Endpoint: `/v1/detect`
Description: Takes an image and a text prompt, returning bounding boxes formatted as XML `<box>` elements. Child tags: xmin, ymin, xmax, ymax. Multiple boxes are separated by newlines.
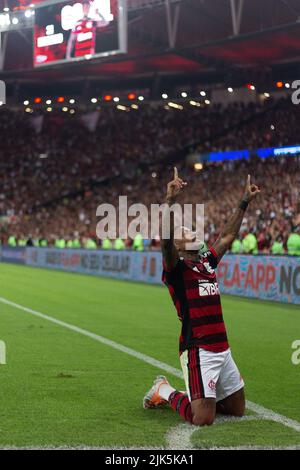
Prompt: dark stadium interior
<box><xmin>2</xmin><ymin>0</ymin><xmax>300</xmax><ymax>90</ymax></box>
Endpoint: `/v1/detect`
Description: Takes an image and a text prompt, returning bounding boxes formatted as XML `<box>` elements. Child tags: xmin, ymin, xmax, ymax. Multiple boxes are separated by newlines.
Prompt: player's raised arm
<box><xmin>213</xmin><ymin>175</ymin><xmax>260</xmax><ymax>262</ymax></box>
<box><xmin>161</xmin><ymin>167</ymin><xmax>187</xmax><ymax>270</ymax></box>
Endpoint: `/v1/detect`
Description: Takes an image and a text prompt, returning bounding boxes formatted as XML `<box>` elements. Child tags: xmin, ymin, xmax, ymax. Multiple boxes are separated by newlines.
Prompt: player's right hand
<box><xmin>243</xmin><ymin>174</ymin><xmax>260</xmax><ymax>202</ymax></box>
<box><xmin>166</xmin><ymin>167</ymin><xmax>187</xmax><ymax>201</ymax></box>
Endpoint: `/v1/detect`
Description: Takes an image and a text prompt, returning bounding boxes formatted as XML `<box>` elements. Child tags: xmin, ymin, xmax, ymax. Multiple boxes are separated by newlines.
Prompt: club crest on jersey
<box><xmin>198</xmin><ymin>280</ymin><xmax>220</xmax><ymax>296</ymax></box>
<box><xmin>208</xmin><ymin>380</ymin><xmax>216</xmax><ymax>391</ymax></box>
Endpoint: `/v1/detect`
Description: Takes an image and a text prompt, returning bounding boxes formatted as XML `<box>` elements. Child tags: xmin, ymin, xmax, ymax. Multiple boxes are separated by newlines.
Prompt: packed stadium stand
<box><xmin>1</xmin><ymin>96</ymin><xmax>300</xmax><ymax>254</ymax></box>
<box><xmin>0</xmin><ymin>0</ymin><xmax>300</xmax><ymax>255</ymax></box>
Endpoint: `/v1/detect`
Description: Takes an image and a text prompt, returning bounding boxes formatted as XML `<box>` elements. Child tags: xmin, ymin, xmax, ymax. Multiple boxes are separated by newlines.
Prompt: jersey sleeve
<box><xmin>202</xmin><ymin>246</ymin><xmax>219</xmax><ymax>269</ymax></box>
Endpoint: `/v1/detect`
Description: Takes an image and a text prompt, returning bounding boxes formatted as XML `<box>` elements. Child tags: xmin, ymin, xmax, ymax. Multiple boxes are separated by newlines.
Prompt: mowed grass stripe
<box><xmin>0</xmin><ymin>302</ymin><xmax>182</xmax><ymax>447</ymax></box>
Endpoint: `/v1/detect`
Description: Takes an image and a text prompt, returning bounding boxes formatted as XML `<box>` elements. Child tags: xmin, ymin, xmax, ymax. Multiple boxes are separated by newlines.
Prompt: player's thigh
<box><xmin>180</xmin><ymin>347</ymin><xmax>223</xmax><ymax>401</ymax></box>
<box><xmin>191</xmin><ymin>398</ymin><xmax>216</xmax><ymax>426</ymax></box>
<box><xmin>216</xmin><ymin>349</ymin><xmax>245</xmax><ymax>410</ymax></box>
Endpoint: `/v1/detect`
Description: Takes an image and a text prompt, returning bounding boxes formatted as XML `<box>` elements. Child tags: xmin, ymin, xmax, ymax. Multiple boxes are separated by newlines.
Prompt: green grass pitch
<box><xmin>0</xmin><ymin>262</ymin><xmax>299</xmax><ymax>448</ymax></box>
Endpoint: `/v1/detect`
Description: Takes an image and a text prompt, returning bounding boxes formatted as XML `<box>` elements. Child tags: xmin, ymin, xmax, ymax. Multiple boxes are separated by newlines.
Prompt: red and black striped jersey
<box><xmin>162</xmin><ymin>247</ymin><xmax>229</xmax><ymax>355</ymax></box>
<box><xmin>72</xmin><ymin>19</ymin><xmax>96</xmax><ymax>57</ymax></box>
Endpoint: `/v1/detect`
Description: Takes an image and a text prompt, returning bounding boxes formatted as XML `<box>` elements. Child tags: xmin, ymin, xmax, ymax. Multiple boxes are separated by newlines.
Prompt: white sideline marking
<box><xmin>245</xmin><ymin>401</ymin><xmax>300</xmax><ymax>432</ymax></box>
<box><xmin>166</xmin><ymin>416</ymin><xmax>261</xmax><ymax>450</ymax></box>
<box><xmin>0</xmin><ymin>297</ymin><xmax>182</xmax><ymax>379</ymax></box>
<box><xmin>1</xmin><ymin>295</ymin><xmax>300</xmax><ymax>436</ymax></box>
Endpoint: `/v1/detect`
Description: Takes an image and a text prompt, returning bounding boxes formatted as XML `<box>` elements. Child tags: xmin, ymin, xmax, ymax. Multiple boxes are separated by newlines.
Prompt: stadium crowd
<box><xmin>1</xmin><ymin>96</ymin><xmax>300</xmax><ymax>255</ymax></box>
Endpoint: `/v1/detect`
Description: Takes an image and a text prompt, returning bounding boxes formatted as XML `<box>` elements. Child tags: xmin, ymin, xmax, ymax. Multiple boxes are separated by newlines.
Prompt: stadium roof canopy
<box><xmin>1</xmin><ymin>0</ymin><xmax>300</xmax><ymax>86</ymax></box>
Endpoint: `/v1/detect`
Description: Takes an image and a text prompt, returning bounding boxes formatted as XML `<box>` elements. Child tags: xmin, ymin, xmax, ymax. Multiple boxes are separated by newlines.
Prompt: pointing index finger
<box><xmin>174</xmin><ymin>167</ymin><xmax>178</xmax><ymax>180</ymax></box>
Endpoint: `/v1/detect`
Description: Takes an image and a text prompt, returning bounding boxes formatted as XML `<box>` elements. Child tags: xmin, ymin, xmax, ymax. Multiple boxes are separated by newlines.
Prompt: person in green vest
<box><xmin>133</xmin><ymin>234</ymin><xmax>144</xmax><ymax>251</ymax></box>
<box><xmin>72</xmin><ymin>238</ymin><xmax>81</xmax><ymax>249</ymax></box>
<box><xmin>271</xmin><ymin>236</ymin><xmax>284</xmax><ymax>255</ymax></box>
<box><xmin>66</xmin><ymin>239</ymin><xmax>73</xmax><ymax>249</ymax></box>
<box><xmin>114</xmin><ymin>238</ymin><xmax>125</xmax><ymax>250</ymax></box>
<box><xmin>102</xmin><ymin>238</ymin><xmax>112</xmax><ymax>250</ymax></box>
<box><xmin>287</xmin><ymin>230</ymin><xmax>300</xmax><ymax>256</ymax></box>
<box><xmin>242</xmin><ymin>231</ymin><xmax>258</xmax><ymax>254</ymax></box>
<box><xmin>8</xmin><ymin>235</ymin><xmax>17</xmax><ymax>247</ymax></box>
<box><xmin>18</xmin><ymin>238</ymin><xmax>27</xmax><ymax>247</ymax></box>
<box><xmin>33</xmin><ymin>238</ymin><xmax>40</xmax><ymax>247</ymax></box>
<box><xmin>85</xmin><ymin>238</ymin><xmax>97</xmax><ymax>249</ymax></box>
<box><xmin>40</xmin><ymin>238</ymin><xmax>48</xmax><ymax>248</ymax></box>
<box><xmin>231</xmin><ymin>238</ymin><xmax>243</xmax><ymax>254</ymax></box>
<box><xmin>55</xmin><ymin>238</ymin><xmax>66</xmax><ymax>249</ymax></box>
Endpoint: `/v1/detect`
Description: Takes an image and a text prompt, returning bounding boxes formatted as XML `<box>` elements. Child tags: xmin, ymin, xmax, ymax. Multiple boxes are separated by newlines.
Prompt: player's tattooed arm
<box><xmin>161</xmin><ymin>167</ymin><xmax>187</xmax><ymax>270</ymax></box>
<box><xmin>213</xmin><ymin>175</ymin><xmax>260</xmax><ymax>262</ymax></box>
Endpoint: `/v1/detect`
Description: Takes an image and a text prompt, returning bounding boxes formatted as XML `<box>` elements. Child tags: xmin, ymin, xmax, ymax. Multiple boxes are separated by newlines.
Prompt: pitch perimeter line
<box><xmin>166</xmin><ymin>416</ymin><xmax>261</xmax><ymax>450</ymax></box>
<box><xmin>1</xmin><ymin>296</ymin><xmax>300</xmax><ymax>433</ymax></box>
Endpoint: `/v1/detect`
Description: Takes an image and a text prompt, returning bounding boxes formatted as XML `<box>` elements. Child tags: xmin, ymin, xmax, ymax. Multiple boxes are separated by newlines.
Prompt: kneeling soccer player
<box><xmin>143</xmin><ymin>168</ymin><xmax>260</xmax><ymax>426</ymax></box>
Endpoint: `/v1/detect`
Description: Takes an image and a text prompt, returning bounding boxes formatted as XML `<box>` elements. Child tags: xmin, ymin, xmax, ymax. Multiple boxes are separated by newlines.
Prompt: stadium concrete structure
<box><xmin>0</xmin><ymin>0</ymin><xmax>300</xmax><ymax>100</ymax></box>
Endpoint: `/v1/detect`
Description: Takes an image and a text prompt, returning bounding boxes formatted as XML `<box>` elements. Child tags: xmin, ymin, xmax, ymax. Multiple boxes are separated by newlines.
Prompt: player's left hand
<box><xmin>243</xmin><ymin>175</ymin><xmax>260</xmax><ymax>202</ymax></box>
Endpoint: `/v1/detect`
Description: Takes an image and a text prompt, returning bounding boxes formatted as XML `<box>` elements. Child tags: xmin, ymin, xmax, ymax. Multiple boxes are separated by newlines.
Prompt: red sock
<box><xmin>169</xmin><ymin>391</ymin><xmax>193</xmax><ymax>424</ymax></box>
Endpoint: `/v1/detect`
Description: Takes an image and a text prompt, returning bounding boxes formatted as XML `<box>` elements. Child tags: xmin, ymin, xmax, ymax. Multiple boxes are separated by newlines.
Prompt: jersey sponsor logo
<box><xmin>198</xmin><ymin>280</ymin><xmax>220</xmax><ymax>296</ymax></box>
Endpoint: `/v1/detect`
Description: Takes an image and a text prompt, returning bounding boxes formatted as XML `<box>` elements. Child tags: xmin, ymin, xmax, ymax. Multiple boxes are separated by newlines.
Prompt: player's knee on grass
<box><xmin>233</xmin><ymin>406</ymin><xmax>245</xmax><ymax>417</ymax></box>
<box><xmin>191</xmin><ymin>398</ymin><xmax>216</xmax><ymax>426</ymax></box>
<box><xmin>230</xmin><ymin>388</ymin><xmax>245</xmax><ymax>417</ymax></box>
<box><xmin>192</xmin><ymin>412</ymin><xmax>215</xmax><ymax>426</ymax></box>
<box><xmin>233</xmin><ymin>398</ymin><xmax>246</xmax><ymax>417</ymax></box>
<box><xmin>222</xmin><ymin>402</ymin><xmax>245</xmax><ymax>417</ymax></box>
<box><xmin>217</xmin><ymin>388</ymin><xmax>245</xmax><ymax>417</ymax></box>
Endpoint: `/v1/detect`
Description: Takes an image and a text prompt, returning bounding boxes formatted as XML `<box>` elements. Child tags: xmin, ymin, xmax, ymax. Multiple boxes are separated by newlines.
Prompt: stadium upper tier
<box><xmin>0</xmin><ymin>97</ymin><xmax>299</xmax><ymax>254</ymax></box>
